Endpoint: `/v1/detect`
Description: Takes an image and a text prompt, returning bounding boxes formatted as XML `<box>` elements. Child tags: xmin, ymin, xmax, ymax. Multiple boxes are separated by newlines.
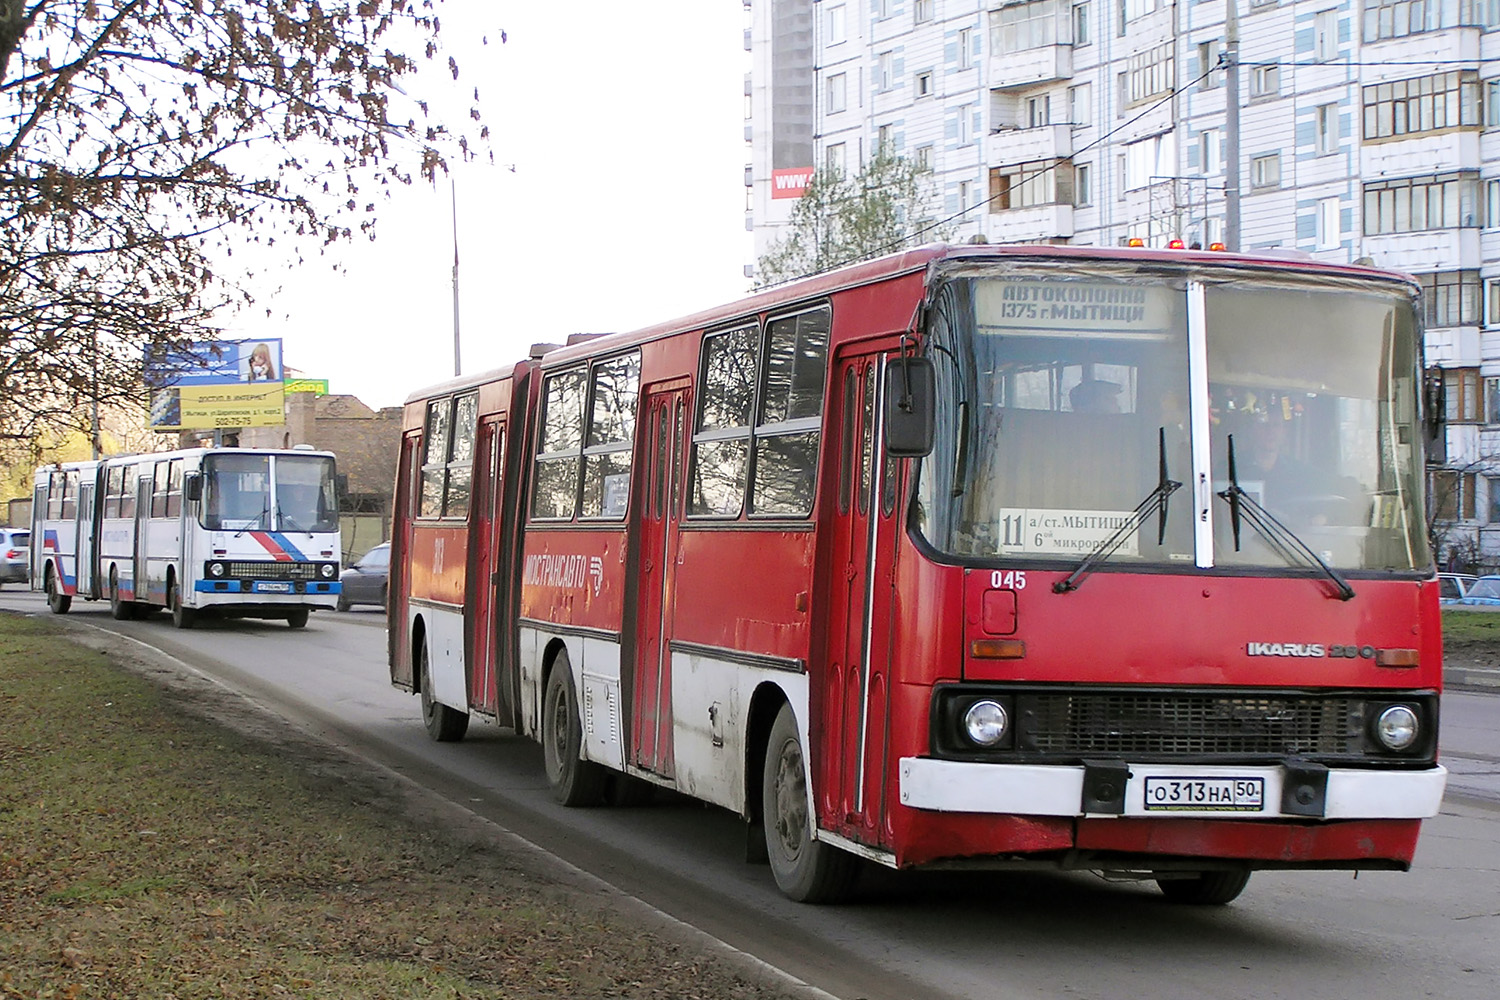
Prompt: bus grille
<box><xmin>224</xmin><ymin>561</ymin><xmax>318</xmax><ymax>581</ymax></box>
<box><xmin>1017</xmin><ymin>692</ymin><xmax>1365</xmax><ymax>757</ymax></box>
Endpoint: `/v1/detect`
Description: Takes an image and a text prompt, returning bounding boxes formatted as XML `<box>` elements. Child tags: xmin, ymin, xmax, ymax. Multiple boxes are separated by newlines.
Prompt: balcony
<box><xmin>1361</xmin><ymin>131</ymin><xmax>1481</xmax><ymax>181</ymax></box>
<box><xmin>1361</xmin><ymin>229</ymin><xmax>1481</xmax><ymax>273</ymax></box>
<box><xmin>989</xmin><ymin>44</ymin><xmax>1072</xmax><ymax>90</ymax></box>
<box><xmin>987</xmin><ymin>124</ymin><xmax>1073</xmax><ymax>167</ymax></box>
<box><xmin>981</xmin><ymin>203</ymin><xmax>1075</xmax><ymax>244</ymax></box>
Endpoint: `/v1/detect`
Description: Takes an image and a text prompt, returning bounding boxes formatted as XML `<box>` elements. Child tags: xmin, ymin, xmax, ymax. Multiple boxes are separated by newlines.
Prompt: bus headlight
<box><xmin>320</xmin><ymin>563</ymin><xmax>336</xmax><ymax>579</ymax></box>
<box><xmin>1374</xmin><ymin>705</ymin><xmax>1419</xmax><ymax>751</ymax></box>
<box><xmin>963</xmin><ymin>700</ymin><xmax>1010</xmax><ymax>748</ymax></box>
<box><xmin>208</xmin><ymin>561</ymin><xmax>225</xmax><ymax>578</ymax></box>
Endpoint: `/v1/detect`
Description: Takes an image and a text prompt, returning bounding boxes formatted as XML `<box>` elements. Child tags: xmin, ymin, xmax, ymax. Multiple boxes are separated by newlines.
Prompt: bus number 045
<box><xmin>991</xmin><ymin>570</ymin><xmax>1027</xmax><ymax>590</ymax></box>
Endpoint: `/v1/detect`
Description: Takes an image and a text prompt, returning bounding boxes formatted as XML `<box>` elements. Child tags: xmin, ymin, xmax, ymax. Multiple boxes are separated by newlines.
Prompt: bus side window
<box><xmin>166</xmin><ymin>461</ymin><xmax>183</xmax><ymax>517</ymax></box>
<box><xmin>121</xmin><ymin>467</ymin><xmax>137</xmax><ymax>519</ymax></box>
<box><xmin>151</xmin><ymin>462</ymin><xmax>169</xmax><ymax>518</ymax></box>
<box><xmin>61</xmin><ymin>471</ymin><xmax>78</xmax><ymax>520</ymax></box>
<box><xmin>47</xmin><ymin>473</ymin><xmax>63</xmax><ymax>519</ymax></box>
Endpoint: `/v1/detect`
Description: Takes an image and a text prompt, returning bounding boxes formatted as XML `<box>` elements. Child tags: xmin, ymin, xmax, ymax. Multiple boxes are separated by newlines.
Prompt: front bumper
<box><xmin>899</xmin><ymin>758</ymin><xmax>1448</xmax><ymax>820</ymax></box>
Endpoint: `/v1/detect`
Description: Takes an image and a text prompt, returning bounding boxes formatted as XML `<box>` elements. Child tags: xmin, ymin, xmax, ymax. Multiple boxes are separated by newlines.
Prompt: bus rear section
<box><xmin>36</xmin><ymin>447</ymin><xmax>342</xmax><ymax>628</ymax></box>
<box><xmin>389</xmin><ymin>244</ymin><xmax>1446</xmax><ymax>905</ymax></box>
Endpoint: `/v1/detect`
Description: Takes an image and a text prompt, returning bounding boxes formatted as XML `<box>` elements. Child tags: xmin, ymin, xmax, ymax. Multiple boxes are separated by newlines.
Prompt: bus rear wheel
<box><xmin>418</xmin><ymin>639</ymin><xmax>468</xmax><ymax>742</ymax></box>
<box><xmin>762</xmin><ymin>703</ymin><xmax>860</xmax><ymax>903</ymax></box>
<box><xmin>1155</xmin><ymin>869</ymin><xmax>1252</xmax><ymax>905</ymax></box>
<box><xmin>108</xmin><ymin>568</ymin><xmax>135</xmax><ymax>621</ymax></box>
<box><xmin>541</xmin><ymin>651</ymin><xmax>606</xmax><ymax>806</ymax></box>
<box><xmin>45</xmin><ymin>567</ymin><xmax>71</xmax><ymax>615</ymax></box>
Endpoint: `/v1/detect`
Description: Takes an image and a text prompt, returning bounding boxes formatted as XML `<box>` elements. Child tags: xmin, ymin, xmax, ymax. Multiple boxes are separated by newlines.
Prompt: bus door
<box><xmin>467</xmin><ymin>417</ymin><xmax>506</xmax><ymax>718</ymax></box>
<box><xmin>389</xmin><ymin>432</ymin><xmax>421</xmax><ymax>689</ymax></box>
<box><xmin>76</xmin><ymin>471</ymin><xmax>96</xmax><ymax>598</ymax></box>
<box><xmin>822</xmin><ymin>351</ymin><xmax>902</xmax><ymax>842</ymax></box>
<box><xmin>630</xmin><ymin>383</ymin><xmax>689</xmax><ymax>777</ymax></box>
<box><xmin>132</xmin><ymin>469</ymin><xmax>152</xmax><ymax>601</ymax></box>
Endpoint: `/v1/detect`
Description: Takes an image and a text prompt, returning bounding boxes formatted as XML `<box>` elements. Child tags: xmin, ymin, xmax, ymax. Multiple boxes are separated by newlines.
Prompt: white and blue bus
<box><xmin>32</xmin><ymin>447</ymin><xmax>342</xmax><ymax>628</ymax></box>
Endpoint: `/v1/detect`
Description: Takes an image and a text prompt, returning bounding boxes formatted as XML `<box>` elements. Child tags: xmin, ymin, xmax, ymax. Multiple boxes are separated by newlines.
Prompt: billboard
<box><xmin>145</xmin><ymin>339</ymin><xmax>286</xmax><ymax>430</ymax></box>
<box><xmin>770</xmin><ymin>0</ymin><xmax>814</xmax><ymax>199</ymax></box>
<box><xmin>284</xmin><ymin>378</ymin><xmax>330</xmax><ymax>395</ymax></box>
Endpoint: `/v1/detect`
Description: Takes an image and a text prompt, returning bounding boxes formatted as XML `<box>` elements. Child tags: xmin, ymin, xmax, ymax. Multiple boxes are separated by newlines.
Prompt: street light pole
<box><xmin>451</xmin><ymin>180</ymin><xmax>461</xmax><ymax>378</ymax></box>
<box><xmin>1223</xmin><ymin>0</ymin><xmax>1241</xmax><ymax>252</ymax></box>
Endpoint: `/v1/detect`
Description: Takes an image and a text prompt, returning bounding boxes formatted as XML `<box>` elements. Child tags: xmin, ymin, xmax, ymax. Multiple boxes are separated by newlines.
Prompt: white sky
<box><xmin>222</xmin><ymin>1</ymin><xmax>753</xmax><ymax>410</ymax></box>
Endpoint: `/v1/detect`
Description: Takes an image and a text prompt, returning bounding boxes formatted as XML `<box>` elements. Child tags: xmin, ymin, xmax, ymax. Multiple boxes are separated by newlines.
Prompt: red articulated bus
<box><xmin>391</xmin><ymin>243</ymin><xmax>1447</xmax><ymax>904</ymax></box>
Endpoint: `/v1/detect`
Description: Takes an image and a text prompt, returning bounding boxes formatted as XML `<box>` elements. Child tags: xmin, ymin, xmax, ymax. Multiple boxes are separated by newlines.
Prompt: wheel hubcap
<box><xmin>772</xmin><ymin>739</ymin><xmax>807</xmax><ymax>858</ymax></box>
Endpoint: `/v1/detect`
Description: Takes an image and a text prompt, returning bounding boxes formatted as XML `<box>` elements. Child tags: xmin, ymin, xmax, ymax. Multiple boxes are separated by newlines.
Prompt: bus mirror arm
<box><xmin>184</xmin><ymin>474</ymin><xmax>202</xmax><ymax>502</ymax></box>
<box><xmin>884</xmin><ymin>356</ymin><xmax>936</xmax><ymax>457</ymax></box>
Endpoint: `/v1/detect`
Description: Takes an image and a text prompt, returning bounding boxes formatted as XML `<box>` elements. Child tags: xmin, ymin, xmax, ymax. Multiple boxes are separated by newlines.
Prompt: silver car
<box><xmin>0</xmin><ymin>527</ymin><xmax>30</xmax><ymax>588</ymax></box>
<box><xmin>337</xmin><ymin>542</ymin><xmax>389</xmax><ymax>611</ymax></box>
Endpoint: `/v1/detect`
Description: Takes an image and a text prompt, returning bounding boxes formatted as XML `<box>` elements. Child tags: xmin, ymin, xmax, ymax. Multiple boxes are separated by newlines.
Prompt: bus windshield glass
<box><xmin>201</xmin><ymin>453</ymin><xmax>337</xmax><ymax>533</ymax></box>
<box><xmin>916</xmin><ymin>262</ymin><xmax>1429</xmax><ymax>574</ymax></box>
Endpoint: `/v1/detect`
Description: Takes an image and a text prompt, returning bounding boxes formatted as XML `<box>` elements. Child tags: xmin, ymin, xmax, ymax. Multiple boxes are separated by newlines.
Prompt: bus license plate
<box><xmin>256</xmin><ymin>582</ymin><xmax>293</xmax><ymax>593</ymax></box>
<box><xmin>1143</xmin><ymin>776</ymin><xmax>1265</xmax><ymax>812</ymax></box>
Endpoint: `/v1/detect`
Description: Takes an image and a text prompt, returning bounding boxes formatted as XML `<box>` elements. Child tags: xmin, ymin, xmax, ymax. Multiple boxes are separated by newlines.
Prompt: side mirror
<box><xmin>1423</xmin><ymin>370</ymin><xmax>1447</xmax><ymax>465</ymax></box>
<box><xmin>184</xmin><ymin>474</ymin><xmax>203</xmax><ymax>502</ymax></box>
<box><xmin>885</xmin><ymin>356</ymin><xmax>936</xmax><ymax>457</ymax></box>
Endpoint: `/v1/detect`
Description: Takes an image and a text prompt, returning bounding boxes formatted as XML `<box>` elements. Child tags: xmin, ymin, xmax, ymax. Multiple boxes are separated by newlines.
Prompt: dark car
<box><xmin>0</xmin><ymin>527</ymin><xmax>30</xmax><ymax>588</ymax></box>
<box><xmin>337</xmin><ymin>542</ymin><xmax>389</xmax><ymax>611</ymax></box>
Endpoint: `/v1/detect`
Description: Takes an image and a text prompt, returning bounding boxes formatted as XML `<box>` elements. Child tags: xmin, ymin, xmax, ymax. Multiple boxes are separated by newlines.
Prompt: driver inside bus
<box><xmin>1241</xmin><ymin>413</ymin><xmax>1365</xmax><ymax>526</ymax></box>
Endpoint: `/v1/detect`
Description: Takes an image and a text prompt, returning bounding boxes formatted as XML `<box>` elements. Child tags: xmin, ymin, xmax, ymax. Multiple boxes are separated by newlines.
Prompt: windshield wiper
<box><xmin>233</xmin><ymin>504</ymin><xmax>271</xmax><ymax>537</ymax></box>
<box><xmin>1217</xmin><ymin>434</ymin><xmax>1355</xmax><ymax>601</ymax></box>
<box><xmin>1054</xmin><ymin>428</ymin><xmax>1181</xmax><ymax>594</ymax></box>
<box><xmin>275</xmin><ymin>504</ymin><xmax>315</xmax><ymax>537</ymax></box>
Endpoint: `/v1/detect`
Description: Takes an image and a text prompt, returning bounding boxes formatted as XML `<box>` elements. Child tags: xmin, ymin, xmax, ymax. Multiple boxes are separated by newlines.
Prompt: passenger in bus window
<box><xmin>1069</xmin><ymin>378</ymin><xmax>1122</xmax><ymax>414</ymax></box>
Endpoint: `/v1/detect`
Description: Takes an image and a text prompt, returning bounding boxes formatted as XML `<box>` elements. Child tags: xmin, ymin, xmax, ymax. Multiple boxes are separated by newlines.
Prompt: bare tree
<box><xmin>756</xmin><ymin>146</ymin><xmax>939</xmax><ymax>287</ymax></box>
<box><xmin>0</xmin><ymin>0</ymin><xmax>493</xmax><ymax>445</ymax></box>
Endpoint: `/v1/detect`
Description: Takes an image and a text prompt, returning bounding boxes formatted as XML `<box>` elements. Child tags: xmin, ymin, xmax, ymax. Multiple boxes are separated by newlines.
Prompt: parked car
<box><xmin>1455</xmin><ymin>575</ymin><xmax>1500</xmax><ymax>608</ymax></box>
<box><xmin>0</xmin><ymin>527</ymin><xmax>29</xmax><ymax>589</ymax></box>
<box><xmin>337</xmin><ymin>542</ymin><xmax>389</xmax><ymax>612</ymax></box>
<box><xmin>1439</xmin><ymin>572</ymin><xmax>1479</xmax><ymax>605</ymax></box>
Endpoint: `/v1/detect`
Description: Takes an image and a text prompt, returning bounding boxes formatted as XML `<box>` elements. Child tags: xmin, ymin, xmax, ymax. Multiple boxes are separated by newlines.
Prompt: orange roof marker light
<box><xmin>1167</xmin><ymin>238</ymin><xmax>1186</xmax><ymax>249</ymax></box>
<box><xmin>1126</xmin><ymin>237</ymin><xmax>1145</xmax><ymax>247</ymax></box>
<box><xmin>1208</xmin><ymin>241</ymin><xmax>1227</xmax><ymax>251</ymax></box>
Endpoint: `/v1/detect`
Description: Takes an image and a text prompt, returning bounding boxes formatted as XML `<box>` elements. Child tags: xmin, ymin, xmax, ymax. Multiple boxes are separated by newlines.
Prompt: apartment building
<box><xmin>744</xmin><ymin>0</ymin><xmax>1500</xmax><ymax>570</ymax></box>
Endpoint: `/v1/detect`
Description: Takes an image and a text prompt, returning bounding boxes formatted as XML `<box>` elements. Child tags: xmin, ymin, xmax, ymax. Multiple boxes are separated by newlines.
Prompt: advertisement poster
<box><xmin>144</xmin><ymin>339</ymin><xmax>286</xmax><ymax>430</ymax></box>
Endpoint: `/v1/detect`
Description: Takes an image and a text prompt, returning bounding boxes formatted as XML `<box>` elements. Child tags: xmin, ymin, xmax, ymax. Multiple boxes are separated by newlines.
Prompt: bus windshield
<box><xmin>202</xmin><ymin>453</ymin><xmax>337</xmax><ymax>533</ymax></box>
<box><xmin>915</xmin><ymin>262</ymin><xmax>1429</xmax><ymax>574</ymax></box>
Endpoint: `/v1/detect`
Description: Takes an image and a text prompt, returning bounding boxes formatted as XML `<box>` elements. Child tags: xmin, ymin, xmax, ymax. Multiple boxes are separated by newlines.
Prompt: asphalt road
<box><xmin>4</xmin><ymin>589</ymin><xmax>1498</xmax><ymax>1000</ymax></box>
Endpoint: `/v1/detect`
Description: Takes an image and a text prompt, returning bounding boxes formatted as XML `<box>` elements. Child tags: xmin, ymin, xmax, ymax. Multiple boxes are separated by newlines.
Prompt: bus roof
<box><xmin>402</xmin><ymin>242</ymin><xmax>1420</xmax><ymax>402</ymax></box>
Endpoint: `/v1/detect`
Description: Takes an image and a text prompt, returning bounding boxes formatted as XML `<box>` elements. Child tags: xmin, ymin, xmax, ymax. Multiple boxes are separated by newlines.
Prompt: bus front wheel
<box><xmin>286</xmin><ymin>608</ymin><xmax>309</xmax><ymax>629</ymax></box>
<box><xmin>418</xmin><ymin>639</ymin><xmax>468</xmax><ymax>742</ymax></box>
<box><xmin>1154</xmin><ymin>869</ymin><xmax>1251</xmax><ymax>905</ymax></box>
<box><xmin>169</xmin><ymin>579</ymin><xmax>195</xmax><ymax>629</ymax></box>
<box><xmin>45</xmin><ymin>567</ymin><xmax>71</xmax><ymax>615</ymax></box>
<box><xmin>541</xmin><ymin>651</ymin><xmax>606</xmax><ymax>806</ymax></box>
<box><xmin>761</xmin><ymin>703</ymin><xmax>860</xmax><ymax>903</ymax></box>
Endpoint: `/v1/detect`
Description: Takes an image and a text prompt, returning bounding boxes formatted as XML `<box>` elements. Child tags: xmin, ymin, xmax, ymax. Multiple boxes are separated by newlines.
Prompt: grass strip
<box><xmin>0</xmin><ymin>613</ymin><xmax>789</xmax><ymax>999</ymax></box>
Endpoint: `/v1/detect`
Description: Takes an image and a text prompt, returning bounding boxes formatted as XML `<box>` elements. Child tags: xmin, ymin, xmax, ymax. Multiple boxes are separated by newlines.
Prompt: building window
<box><xmin>1124</xmin><ymin>132</ymin><xmax>1173</xmax><ymax>189</ymax></box>
<box><xmin>1076</xmin><ymin>161</ymin><xmax>1093</xmax><ymax>205</ymax></box>
<box><xmin>826</xmin><ymin>73</ymin><xmax>847</xmax><ymax>113</ymax></box>
<box><xmin>957</xmin><ymin>103</ymin><xmax>973</xmax><ymax>144</ymax></box>
<box><xmin>1362</xmin><ymin>0</ymin><xmax>1458</xmax><ymax>42</ymax></box>
<box><xmin>1314</xmin><ymin>10</ymin><xmax>1339</xmax><ymax>61</ymax></box>
<box><xmin>1362</xmin><ymin>71</ymin><xmax>1481</xmax><ymax>140</ymax></box>
<box><xmin>1487</xmin><ymin>277</ymin><xmax>1500</xmax><ymax>326</ymax></box>
<box><xmin>990</xmin><ymin>159</ymin><xmax>1074</xmax><ymax>209</ymax></box>
<box><xmin>1363</xmin><ymin>172</ymin><xmax>1480</xmax><ymax>233</ymax></box>
<box><xmin>1487</xmin><ymin>179</ymin><xmax>1500</xmax><ymax>226</ymax></box>
<box><xmin>1123</xmin><ymin>42</ymin><xmax>1174</xmax><ymax>107</ymax></box>
<box><xmin>878</xmin><ymin>51</ymin><xmax>895</xmax><ymax>92</ymax></box>
<box><xmin>1122</xmin><ymin>0</ymin><xmax>1162</xmax><ymax>24</ymax></box>
<box><xmin>827</xmin><ymin>142</ymin><xmax>847</xmax><ymax>173</ymax></box>
<box><xmin>958</xmin><ymin>180</ymin><xmax>974</xmax><ymax>211</ymax></box>
<box><xmin>915</xmin><ymin>0</ymin><xmax>934</xmax><ymax>23</ymax></box>
<box><xmin>1432</xmin><ymin>469</ymin><xmax>1478</xmax><ymax>520</ymax></box>
<box><xmin>916</xmin><ymin>70</ymin><xmax>935</xmax><ymax>98</ymax></box>
<box><xmin>1073</xmin><ymin>2</ymin><xmax>1092</xmax><ymax>45</ymax></box>
<box><xmin>1069</xmin><ymin>82</ymin><xmax>1092</xmax><ymax>126</ymax></box>
<box><xmin>1489</xmin><ymin>79</ymin><xmax>1500</xmax><ymax>126</ymax></box>
<box><xmin>1316</xmin><ymin>196</ymin><xmax>1341</xmax><ymax>249</ymax></box>
<box><xmin>1199</xmin><ymin>128</ymin><xmax>1221</xmax><ymax>175</ymax></box>
<box><xmin>958</xmin><ymin>27</ymin><xmax>974</xmax><ymax>69</ymax></box>
<box><xmin>1250</xmin><ymin>153</ymin><xmax>1281</xmax><ymax>188</ymax></box>
<box><xmin>1488</xmin><ymin>377</ymin><xmax>1500</xmax><ymax>422</ymax></box>
<box><xmin>1315</xmin><ymin>103</ymin><xmax>1339</xmax><ymax>155</ymax></box>
<box><xmin>991</xmin><ymin>0</ymin><xmax>1067</xmax><ymax>55</ymax></box>
<box><xmin>916</xmin><ymin>144</ymin><xmax>934</xmax><ymax>170</ymax></box>
<box><xmin>1027</xmin><ymin>93</ymin><xmax>1052</xmax><ymax>127</ymax></box>
<box><xmin>1490</xmin><ymin>475</ymin><xmax>1500</xmax><ymax>523</ymax></box>
<box><xmin>1423</xmin><ymin>272</ymin><xmax>1482</xmax><ymax>328</ymax></box>
<box><xmin>1250</xmin><ymin>63</ymin><xmax>1280</xmax><ymax>99</ymax></box>
<box><xmin>1197</xmin><ymin>40</ymin><xmax>1221</xmax><ymax>90</ymax></box>
<box><xmin>827</xmin><ymin>4</ymin><xmax>847</xmax><ymax>44</ymax></box>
